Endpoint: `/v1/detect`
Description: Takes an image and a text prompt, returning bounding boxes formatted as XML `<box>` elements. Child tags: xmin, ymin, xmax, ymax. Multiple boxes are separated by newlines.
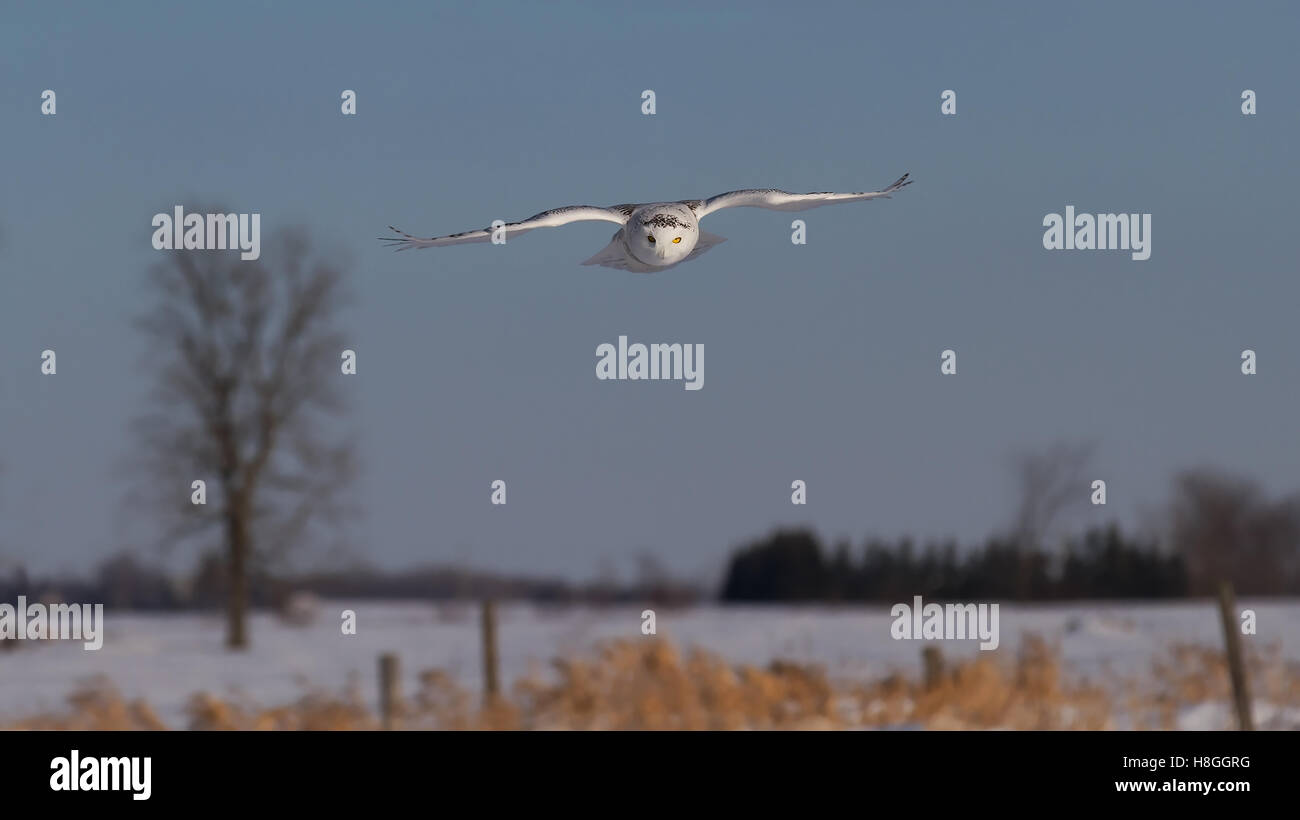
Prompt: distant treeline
<box><xmin>0</xmin><ymin>551</ymin><xmax>705</xmax><ymax>612</ymax></box>
<box><xmin>7</xmin><ymin>469</ymin><xmax>1298</xmax><ymax>610</ymax></box>
<box><xmin>721</xmin><ymin>468</ymin><xmax>1300</xmax><ymax>601</ymax></box>
<box><xmin>720</xmin><ymin>524</ymin><xmax>1261</xmax><ymax>602</ymax></box>
<box><xmin>0</xmin><ymin>525</ymin><xmax>1199</xmax><ymax>610</ymax></box>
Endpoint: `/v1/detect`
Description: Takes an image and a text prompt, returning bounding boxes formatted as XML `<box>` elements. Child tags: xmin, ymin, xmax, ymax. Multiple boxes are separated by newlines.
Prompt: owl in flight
<box><xmin>381</xmin><ymin>172</ymin><xmax>912</xmax><ymax>273</ymax></box>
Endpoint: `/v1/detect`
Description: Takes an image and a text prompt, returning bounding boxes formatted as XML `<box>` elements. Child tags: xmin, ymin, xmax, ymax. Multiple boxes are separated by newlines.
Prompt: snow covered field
<box><xmin>2</xmin><ymin>600</ymin><xmax>1298</xmax><ymax>729</ymax></box>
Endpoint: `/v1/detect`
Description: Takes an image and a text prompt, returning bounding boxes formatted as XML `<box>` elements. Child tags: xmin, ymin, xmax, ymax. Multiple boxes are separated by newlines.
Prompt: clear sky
<box><xmin>1</xmin><ymin>1</ymin><xmax>1297</xmax><ymax>582</ymax></box>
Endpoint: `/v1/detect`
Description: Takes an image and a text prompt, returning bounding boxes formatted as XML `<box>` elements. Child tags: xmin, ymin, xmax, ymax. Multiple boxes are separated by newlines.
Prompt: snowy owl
<box><xmin>381</xmin><ymin>173</ymin><xmax>912</xmax><ymax>272</ymax></box>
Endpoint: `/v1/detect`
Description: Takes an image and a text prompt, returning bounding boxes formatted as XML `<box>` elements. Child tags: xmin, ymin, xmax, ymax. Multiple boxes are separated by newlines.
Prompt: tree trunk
<box><xmin>225</xmin><ymin>501</ymin><xmax>250</xmax><ymax>650</ymax></box>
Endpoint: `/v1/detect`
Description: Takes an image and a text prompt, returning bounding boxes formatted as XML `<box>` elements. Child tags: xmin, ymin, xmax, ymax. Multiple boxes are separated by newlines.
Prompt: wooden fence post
<box><xmin>922</xmin><ymin>646</ymin><xmax>945</xmax><ymax>691</ymax></box>
<box><xmin>1216</xmin><ymin>582</ymin><xmax>1253</xmax><ymax>731</ymax></box>
<box><xmin>378</xmin><ymin>652</ymin><xmax>400</xmax><ymax>730</ymax></box>
<box><xmin>481</xmin><ymin>599</ymin><xmax>500</xmax><ymax>701</ymax></box>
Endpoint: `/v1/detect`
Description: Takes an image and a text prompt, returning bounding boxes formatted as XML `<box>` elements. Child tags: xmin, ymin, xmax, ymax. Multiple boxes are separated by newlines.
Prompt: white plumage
<box><xmin>381</xmin><ymin>172</ymin><xmax>912</xmax><ymax>272</ymax></box>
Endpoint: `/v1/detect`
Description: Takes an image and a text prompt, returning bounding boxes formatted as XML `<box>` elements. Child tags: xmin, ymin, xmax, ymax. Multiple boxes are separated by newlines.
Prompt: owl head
<box><xmin>628</xmin><ymin>206</ymin><xmax>698</xmax><ymax>266</ymax></box>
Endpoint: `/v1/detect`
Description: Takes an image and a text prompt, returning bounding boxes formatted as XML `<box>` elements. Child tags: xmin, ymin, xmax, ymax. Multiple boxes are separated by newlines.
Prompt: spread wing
<box><xmin>694</xmin><ymin>173</ymin><xmax>912</xmax><ymax>219</ymax></box>
<box><xmin>380</xmin><ymin>204</ymin><xmax>635</xmax><ymax>251</ymax></box>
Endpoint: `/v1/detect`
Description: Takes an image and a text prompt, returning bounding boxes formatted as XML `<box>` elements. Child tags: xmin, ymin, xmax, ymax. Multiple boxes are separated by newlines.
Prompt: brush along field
<box><xmin>2</xmin><ymin>602</ymin><xmax>1298</xmax><ymax>730</ymax></box>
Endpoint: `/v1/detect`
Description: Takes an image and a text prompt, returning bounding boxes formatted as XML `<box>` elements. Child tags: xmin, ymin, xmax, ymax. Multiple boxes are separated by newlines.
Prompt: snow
<box><xmin>1</xmin><ymin>600</ymin><xmax>1296</xmax><ymax>728</ymax></box>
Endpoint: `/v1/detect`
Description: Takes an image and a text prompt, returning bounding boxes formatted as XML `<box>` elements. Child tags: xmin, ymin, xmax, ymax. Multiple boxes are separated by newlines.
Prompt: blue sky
<box><xmin>1</xmin><ymin>1</ymin><xmax>1297</xmax><ymax>581</ymax></box>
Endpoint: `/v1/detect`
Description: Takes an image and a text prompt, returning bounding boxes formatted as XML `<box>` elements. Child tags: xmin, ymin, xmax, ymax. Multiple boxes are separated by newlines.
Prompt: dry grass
<box><xmin>6</xmin><ymin>676</ymin><xmax>169</xmax><ymax>731</ymax></box>
<box><xmin>5</xmin><ymin>635</ymin><xmax>1299</xmax><ymax>730</ymax></box>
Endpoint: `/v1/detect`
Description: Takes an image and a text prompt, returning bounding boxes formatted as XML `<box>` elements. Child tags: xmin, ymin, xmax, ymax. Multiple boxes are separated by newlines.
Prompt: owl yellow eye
<box><xmin>647</xmin><ymin>235</ymin><xmax>655</xmax><ymax>243</ymax></box>
<box><xmin>672</xmin><ymin>237</ymin><xmax>681</xmax><ymax>243</ymax></box>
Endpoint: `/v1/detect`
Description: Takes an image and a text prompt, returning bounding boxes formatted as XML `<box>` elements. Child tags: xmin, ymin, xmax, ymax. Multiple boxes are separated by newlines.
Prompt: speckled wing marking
<box><xmin>695</xmin><ymin>173</ymin><xmax>912</xmax><ymax>219</ymax></box>
<box><xmin>381</xmin><ymin>204</ymin><xmax>631</xmax><ymax>251</ymax></box>
<box><xmin>642</xmin><ymin>212</ymin><xmax>692</xmax><ymax>229</ymax></box>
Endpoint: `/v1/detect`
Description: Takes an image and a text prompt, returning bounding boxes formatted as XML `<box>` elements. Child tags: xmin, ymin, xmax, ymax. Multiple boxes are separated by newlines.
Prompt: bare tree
<box><xmin>1004</xmin><ymin>440</ymin><xmax>1094</xmax><ymax>597</ymax></box>
<box><xmin>130</xmin><ymin>224</ymin><xmax>355</xmax><ymax>648</ymax></box>
<box><xmin>1009</xmin><ymin>440</ymin><xmax>1095</xmax><ymax>552</ymax></box>
<box><xmin>1168</xmin><ymin>469</ymin><xmax>1300</xmax><ymax>595</ymax></box>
